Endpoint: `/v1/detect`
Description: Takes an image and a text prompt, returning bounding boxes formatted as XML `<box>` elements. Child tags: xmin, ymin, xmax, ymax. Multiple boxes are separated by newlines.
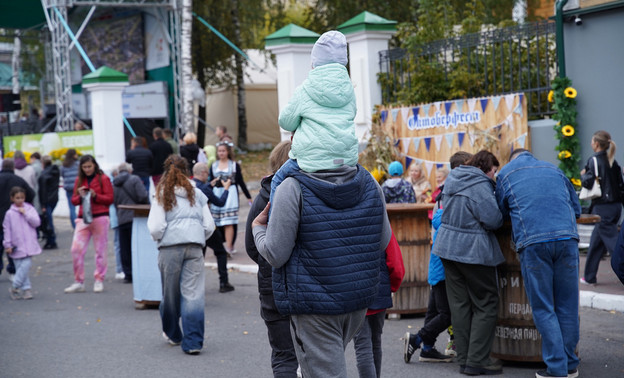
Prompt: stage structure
<box><xmin>39</xmin><ymin>0</ymin><xmax>186</xmax><ymax>133</ymax></box>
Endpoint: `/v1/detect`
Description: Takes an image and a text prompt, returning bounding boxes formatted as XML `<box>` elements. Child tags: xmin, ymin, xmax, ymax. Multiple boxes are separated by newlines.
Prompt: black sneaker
<box><xmin>43</xmin><ymin>243</ymin><xmax>58</xmax><ymax>250</ymax></box>
<box><xmin>403</xmin><ymin>332</ymin><xmax>421</xmax><ymax>363</ymax></box>
<box><xmin>219</xmin><ymin>283</ymin><xmax>235</xmax><ymax>293</ymax></box>
<box><xmin>419</xmin><ymin>347</ymin><xmax>453</xmax><ymax>363</ymax></box>
<box><xmin>463</xmin><ymin>365</ymin><xmax>503</xmax><ymax>376</ymax></box>
<box><xmin>535</xmin><ymin>370</ymin><xmax>567</xmax><ymax>378</ymax></box>
<box><xmin>568</xmin><ymin>369</ymin><xmax>579</xmax><ymax>378</ymax></box>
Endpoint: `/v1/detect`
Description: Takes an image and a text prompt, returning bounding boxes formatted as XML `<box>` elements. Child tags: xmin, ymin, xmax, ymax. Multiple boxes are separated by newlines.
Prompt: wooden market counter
<box><xmin>386</xmin><ymin>203</ymin><xmax>600</xmax><ymax>361</ymax></box>
<box><xmin>118</xmin><ymin>204</ymin><xmax>161</xmax><ymax>309</ymax></box>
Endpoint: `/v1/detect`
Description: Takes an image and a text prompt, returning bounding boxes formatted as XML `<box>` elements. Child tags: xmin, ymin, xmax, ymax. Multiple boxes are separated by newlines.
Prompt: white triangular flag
<box><xmin>468</xmin><ymin>132</ymin><xmax>477</xmax><ymax>146</ymax></box>
<box><xmin>401</xmin><ymin>107</ymin><xmax>409</xmax><ymax>125</ymax></box>
<box><xmin>517</xmin><ymin>133</ymin><xmax>527</xmax><ymax>148</ymax></box>
<box><xmin>434</xmin><ymin>135</ymin><xmax>444</xmax><ymax>151</ymax></box>
<box><xmin>468</xmin><ymin>98</ymin><xmax>477</xmax><ymax>112</ymax></box>
<box><xmin>424</xmin><ymin>161</ymin><xmax>433</xmax><ymax>176</ymax></box>
<box><xmin>401</xmin><ymin>138</ymin><xmax>410</xmax><ymax>155</ymax></box>
<box><xmin>391</xmin><ymin>109</ymin><xmax>400</xmax><ymax>123</ymax></box>
<box><xmin>504</xmin><ymin>94</ymin><xmax>515</xmax><ymax>111</ymax></box>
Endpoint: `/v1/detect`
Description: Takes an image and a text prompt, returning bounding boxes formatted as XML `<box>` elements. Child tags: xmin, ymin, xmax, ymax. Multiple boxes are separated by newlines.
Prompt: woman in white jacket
<box><xmin>147</xmin><ymin>155</ymin><xmax>215</xmax><ymax>355</ymax></box>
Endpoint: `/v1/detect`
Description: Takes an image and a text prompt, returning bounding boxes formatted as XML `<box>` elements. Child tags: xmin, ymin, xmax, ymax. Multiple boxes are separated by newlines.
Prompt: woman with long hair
<box><xmin>580</xmin><ymin>130</ymin><xmax>624</xmax><ymax>285</ymax></box>
<box><xmin>209</xmin><ymin>142</ymin><xmax>251</xmax><ymax>255</ymax></box>
<box><xmin>147</xmin><ymin>155</ymin><xmax>215</xmax><ymax>355</ymax></box>
<box><xmin>432</xmin><ymin>150</ymin><xmax>503</xmax><ymax>375</ymax></box>
<box><xmin>61</xmin><ymin>149</ymin><xmax>80</xmax><ymax>228</ymax></box>
<box><xmin>64</xmin><ymin>155</ymin><xmax>114</xmax><ymax>294</ymax></box>
<box><xmin>180</xmin><ymin>132</ymin><xmax>200</xmax><ymax>171</ymax></box>
<box><xmin>406</xmin><ymin>162</ymin><xmax>432</xmax><ymax>204</ymax></box>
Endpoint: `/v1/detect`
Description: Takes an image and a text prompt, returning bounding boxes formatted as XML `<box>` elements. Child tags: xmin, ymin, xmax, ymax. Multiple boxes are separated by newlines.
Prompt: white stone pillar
<box><xmin>265</xmin><ymin>24</ymin><xmax>319</xmax><ymax>141</ymax></box>
<box><xmin>340</xmin><ymin>12</ymin><xmax>396</xmax><ymax>142</ymax></box>
<box><xmin>82</xmin><ymin>66</ymin><xmax>129</xmax><ymax>173</ymax></box>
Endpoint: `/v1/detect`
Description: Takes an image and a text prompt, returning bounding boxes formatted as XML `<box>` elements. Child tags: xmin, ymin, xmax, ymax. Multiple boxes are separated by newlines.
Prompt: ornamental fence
<box><xmin>378</xmin><ymin>20</ymin><xmax>557</xmax><ymax>119</ymax></box>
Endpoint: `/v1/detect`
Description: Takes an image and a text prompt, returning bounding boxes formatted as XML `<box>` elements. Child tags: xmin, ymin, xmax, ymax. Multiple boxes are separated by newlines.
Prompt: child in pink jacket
<box><xmin>3</xmin><ymin>186</ymin><xmax>41</xmax><ymax>300</ymax></box>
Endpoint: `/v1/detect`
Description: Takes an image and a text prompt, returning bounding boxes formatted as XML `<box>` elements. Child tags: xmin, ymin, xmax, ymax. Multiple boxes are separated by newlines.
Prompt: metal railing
<box><xmin>379</xmin><ymin>20</ymin><xmax>557</xmax><ymax>118</ymax></box>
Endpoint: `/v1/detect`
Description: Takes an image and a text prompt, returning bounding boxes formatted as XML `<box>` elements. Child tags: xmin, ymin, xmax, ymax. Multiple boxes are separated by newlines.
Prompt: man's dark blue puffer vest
<box><xmin>272</xmin><ymin>164</ymin><xmax>385</xmax><ymax>315</ymax></box>
<box><xmin>369</xmin><ymin>253</ymin><xmax>392</xmax><ymax>311</ymax></box>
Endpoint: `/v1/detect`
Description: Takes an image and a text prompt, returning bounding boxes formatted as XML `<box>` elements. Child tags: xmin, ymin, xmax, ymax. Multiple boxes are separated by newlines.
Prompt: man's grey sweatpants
<box><xmin>289</xmin><ymin>309</ymin><xmax>367</xmax><ymax>378</ymax></box>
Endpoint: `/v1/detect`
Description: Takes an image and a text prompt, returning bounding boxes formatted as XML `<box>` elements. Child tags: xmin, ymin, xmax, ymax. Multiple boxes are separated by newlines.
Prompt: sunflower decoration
<box><xmin>561</xmin><ymin>125</ymin><xmax>575</xmax><ymax>137</ymax></box>
<box><xmin>551</xmin><ymin>77</ymin><xmax>581</xmax><ymax>189</ymax></box>
<box><xmin>369</xmin><ymin>167</ymin><xmax>385</xmax><ymax>183</ymax></box>
<box><xmin>564</xmin><ymin>87</ymin><xmax>577</xmax><ymax>99</ymax></box>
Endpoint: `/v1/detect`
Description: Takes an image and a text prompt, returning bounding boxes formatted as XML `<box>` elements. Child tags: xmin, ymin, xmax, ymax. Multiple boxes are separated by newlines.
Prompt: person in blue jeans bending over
<box><xmin>495</xmin><ymin>149</ymin><xmax>581</xmax><ymax>378</ymax></box>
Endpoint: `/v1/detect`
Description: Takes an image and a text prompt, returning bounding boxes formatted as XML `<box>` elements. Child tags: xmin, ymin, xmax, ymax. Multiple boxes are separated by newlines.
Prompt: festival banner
<box><xmin>380</xmin><ymin>93</ymin><xmax>529</xmax><ymax>188</ymax></box>
<box><xmin>3</xmin><ymin>130</ymin><xmax>94</xmax><ymax>162</ymax></box>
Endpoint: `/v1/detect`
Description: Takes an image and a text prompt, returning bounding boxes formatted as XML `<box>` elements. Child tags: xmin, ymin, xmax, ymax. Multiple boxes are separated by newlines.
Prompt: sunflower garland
<box><xmin>551</xmin><ymin>77</ymin><xmax>581</xmax><ymax>188</ymax></box>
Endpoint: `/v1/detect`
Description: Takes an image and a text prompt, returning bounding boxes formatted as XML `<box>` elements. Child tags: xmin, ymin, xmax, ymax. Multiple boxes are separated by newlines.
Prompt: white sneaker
<box><xmin>162</xmin><ymin>332</ymin><xmax>181</xmax><ymax>346</ymax></box>
<box><xmin>115</xmin><ymin>272</ymin><xmax>125</xmax><ymax>280</ymax></box>
<box><xmin>8</xmin><ymin>273</ymin><xmax>14</xmax><ymax>282</ymax></box>
<box><xmin>93</xmin><ymin>281</ymin><xmax>104</xmax><ymax>293</ymax></box>
<box><xmin>64</xmin><ymin>282</ymin><xmax>86</xmax><ymax>293</ymax></box>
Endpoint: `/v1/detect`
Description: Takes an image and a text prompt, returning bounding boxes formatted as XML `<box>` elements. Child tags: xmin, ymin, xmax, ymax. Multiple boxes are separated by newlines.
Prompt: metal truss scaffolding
<box><xmin>40</xmin><ymin>0</ymin><xmax>183</xmax><ymax>132</ymax></box>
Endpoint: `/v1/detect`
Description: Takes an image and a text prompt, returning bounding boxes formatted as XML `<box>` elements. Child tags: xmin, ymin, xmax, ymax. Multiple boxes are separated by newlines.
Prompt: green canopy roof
<box><xmin>0</xmin><ymin>0</ymin><xmax>46</xmax><ymax>30</ymax></box>
<box><xmin>338</xmin><ymin>11</ymin><xmax>397</xmax><ymax>35</ymax></box>
<box><xmin>265</xmin><ymin>24</ymin><xmax>319</xmax><ymax>46</ymax></box>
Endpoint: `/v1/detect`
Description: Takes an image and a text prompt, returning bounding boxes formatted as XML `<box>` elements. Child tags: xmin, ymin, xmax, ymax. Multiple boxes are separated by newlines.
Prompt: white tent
<box><xmin>203</xmin><ymin>49</ymin><xmax>279</xmax><ymax>149</ymax></box>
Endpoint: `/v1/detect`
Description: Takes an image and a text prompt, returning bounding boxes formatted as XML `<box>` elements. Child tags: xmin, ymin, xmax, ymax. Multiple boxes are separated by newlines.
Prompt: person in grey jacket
<box><xmin>113</xmin><ymin>162</ymin><xmax>149</xmax><ymax>283</ymax></box>
<box><xmin>432</xmin><ymin>150</ymin><xmax>503</xmax><ymax>376</ymax></box>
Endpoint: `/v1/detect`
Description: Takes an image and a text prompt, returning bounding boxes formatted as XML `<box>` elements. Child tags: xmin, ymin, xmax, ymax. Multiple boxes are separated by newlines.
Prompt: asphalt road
<box><xmin>0</xmin><ymin>218</ymin><xmax>623</xmax><ymax>377</ymax></box>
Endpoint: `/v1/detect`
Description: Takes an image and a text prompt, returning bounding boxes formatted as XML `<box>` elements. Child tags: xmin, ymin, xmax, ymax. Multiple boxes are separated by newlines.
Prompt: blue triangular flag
<box><xmin>380</xmin><ymin>110</ymin><xmax>388</xmax><ymax>124</ymax></box>
<box><xmin>424</xmin><ymin>137</ymin><xmax>432</xmax><ymax>152</ymax></box>
<box><xmin>491</xmin><ymin>96</ymin><xmax>502</xmax><ymax>111</ymax></box>
<box><xmin>436</xmin><ymin>163</ymin><xmax>444</xmax><ymax>169</ymax></box>
<box><xmin>413</xmin><ymin>138</ymin><xmax>421</xmax><ymax>153</ymax></box>
<box><xmin>480</xmin><ymin>98</ymin><xmax>489</xmax><ymax>112</ymax></box>
<box><xmin>405</xmin><ymin>156</ymin><xmax>413</xmax><ymax>170</ymax></box>
<box><xmin>457</xmin><ymin>132</ymin><xmax>465</xmax><ymax>147</ymax></box>
<box><xmin>517</xmin><ymin>134</ymin><xmax>527</xmax><ymax>148</ymax></box>
<box><xmin>445</xmin><ymin>133</ymin><xmax>454</xmax><ymax>148</ymax></box>
<box><xmin>394</xmin><ymin>139</ymin><xmax>400</xmax><ymax>147</ymax></box>
<box><xmin>455</xmin><ymin>99</ymin><xmax>465</xmax><ymax>111</ymax></box>
<box><xmin>422</xmin><ymin>104</ymin><xmax>431</xmax><ymax>115</ymax></box>
<box><xmin>412</xmin><ymin>107</ymin><xmax>420</xmax><ymax>119</ymax></box>
<box><xmin>445</xmin><ymin>101</ymin><xmax>453</xmax><ymax>115</ymax></box>
<box><xmin>391</xmin><ymin>109</ymin><xmax>399</xmax><ymax>122</ymax></box>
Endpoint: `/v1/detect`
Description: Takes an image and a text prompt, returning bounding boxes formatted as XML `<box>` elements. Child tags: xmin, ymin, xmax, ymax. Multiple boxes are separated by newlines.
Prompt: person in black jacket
<box><xmin>126</xmin><ymin>136</ymin><xmax>154</xmax><ymax>193</ymax></box>
<box><xmin>113</xmin><ymin>162</ymin><xmax>149</xmax><ymax>283</ymax></box>
<box><xmin>192</xmin><ymin>162</ymin><xmax>234</xmax><ymax>293</ymax></box>
<box><xmin>180</xmin><ymin>132</ymin><xmax>200</xmax><ymax>173</ymax></box>
<box><xmin>244</xmin><ymin>141</ymin><xmax>298</xmax><ymax>377</ymax></box>
<box><xmin>580</xmin><ymin>130</ymin><xmax>624</xmax><ymax>285</ymax></box>
<box><xmin>150</xmin><ymin>127</ymin><xmax>174</xmax><ymax>187</ymax></box>
<box><xmin>38</xmin><ymin>156</ymin><xmax>60</xmax><ymax>249</ymax></box>
<box><xmin>0</xmin><ymin>158</ymin><xmax>36</xmax><ymax>276</ymax></box>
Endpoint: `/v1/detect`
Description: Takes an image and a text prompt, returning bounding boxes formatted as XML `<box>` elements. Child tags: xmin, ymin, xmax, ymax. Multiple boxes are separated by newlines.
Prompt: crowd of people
<box><xmin>1</xmin><ymin>29</ymin><xmax>624</xmax><ymax>378</ymax></box>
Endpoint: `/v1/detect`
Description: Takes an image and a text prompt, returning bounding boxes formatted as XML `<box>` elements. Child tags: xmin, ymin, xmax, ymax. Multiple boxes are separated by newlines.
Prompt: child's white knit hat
<box><xmin>311</xmin><ymin>30</ymin><xmax>348</xmax><ymax>68</ymax></box>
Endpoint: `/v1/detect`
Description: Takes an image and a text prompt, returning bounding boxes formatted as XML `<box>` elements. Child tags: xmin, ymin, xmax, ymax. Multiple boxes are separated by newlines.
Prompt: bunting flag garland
<box><xmin>504</xmin><ymin>94</ymin><xmax>515</xmax><ymax>111</ymax></box>
<box><xmin>434</xmin><ymin>135</ymin><xmax>443</xmax><ymax>151</ymax></box>
<box><xmin>380</xmin><ymin>110</ymin><xmax>388</xmax><ymax>124</ymax></box>
<box><xmin>400</xmin><ymin>138</ymin><xmax>410</xmax><ymax>155</ymax></box>
<box><xmin>436</xmin><ymin>163</ymin><xmax>444</xmax><ymax>169</ymax></box>
<box><xmin>400</xmin><ymin>107</ymin><xmax>410</xmax><ymax>124</ymax></box>
<box><xmin>391</xmin><ymin>108</ymin><xmax>400</xmax><ymax>123</ymax></box>
<box><xmin>422</xmin><ymin>104</ymin><xmax>431</xmax><ymax>116</ymax></box>
<box><xmin>468</xmin><ymin>132</ymin><xmax>477</xmax><ymax>146</ymax></box>
<box><xmin>468</xmin><ymin>98</ymin><xmax>477</xmax><ymax>112</ymax></box>
<box><xmin>517</xmin><ymin>133</ymin><xmax>527</xmax><ymax>148</ymax></box>
<box><xmin>412</xmin><ymin>107</ymin><xmax>419</xmax><ymax>119</ymax></box>
<box><xmin>445</xmin><ymin>133</ymin><xmax>454</xmax><ymax>148</ymax></box>
<box><xmin>444</xmin><ymin>101</ymin><xmax>453</xmax><ymax>116</ymax></box>
<box><xmin>424</xmin><ymin>137</ymin><xmax>432</xmax><ymax>152</ymax></box>
<box><xmin>405</xmin><ymin>156</ymin><xmax>413</xmax><ymax>169</ymax></box>
<box><xmin>491</xmin><ymin>96</ymin><xmax>502</xmax><ymax>111</ymax></box>
<box><xmin>413</xmin><ymin>137</ymin><xmax>421</xmax><ymax>154</ymax></box>
<box><xmin>514</xmin><ymin>103</ymin><xmax>523</xmax><ymax>117</ymax></box>
<box><xmin>457</xmin><ymin>132</ymin><xmax>465</xmax><ymax>147</ymax></box>
<box><xmin>480</xmin><ymin>98</ymin><xmax>489</xmax><ymax>112</ymax></box>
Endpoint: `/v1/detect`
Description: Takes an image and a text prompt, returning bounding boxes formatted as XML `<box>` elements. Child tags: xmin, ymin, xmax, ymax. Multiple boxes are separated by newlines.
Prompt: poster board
<box><xmin>379</xmin><ymin>93</ymin><xmax>529</xmax><ymax>187</ymax></box>
<box><xmin>3</xmin><ymin>130</ymin><xmax>94</xmax><ymax>160</ymax></box>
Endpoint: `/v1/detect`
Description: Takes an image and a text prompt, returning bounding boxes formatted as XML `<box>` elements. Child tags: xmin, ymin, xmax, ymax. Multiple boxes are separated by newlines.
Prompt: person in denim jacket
<box><xmin>495</xmin><ymin>149</ymin><xmax>581</xmax><ymax>378</ymax></box>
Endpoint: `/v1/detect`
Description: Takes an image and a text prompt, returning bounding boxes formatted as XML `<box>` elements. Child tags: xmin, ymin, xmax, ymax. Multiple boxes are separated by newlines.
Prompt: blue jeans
<box><xmin>158</xmin><ymin>244</ymin><xmax>205</xmax><ymax>352</ymax></box>
<box><xmin>114</xmin><ymin>228</ymin><xmax>123</xmax><ymax>274</ymax></box>
<box><xmin>519</xmin><ymin>240</ymin><xmax>580</xmax><ymax>377</ymax></box>
<box><xmin>12</xmin><ymin>257</ymin><xmax>32</xmax><ymax>290</ymax></box>
<box><xmin>353</xmin><ymin>310</ymin><xmax>386</xmax><ymax>378</ymax></box>
<box><xmin>65</xmin><ymin>190</ymin><xmax>76</xmax><ymax>229</ymax></box>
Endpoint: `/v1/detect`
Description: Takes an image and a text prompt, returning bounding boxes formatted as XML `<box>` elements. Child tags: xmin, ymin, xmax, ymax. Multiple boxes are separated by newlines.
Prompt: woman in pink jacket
<box><xmin>3</xmin><ymin>186</ymin><xmax>41</xmax><ymax>300</ymax></box>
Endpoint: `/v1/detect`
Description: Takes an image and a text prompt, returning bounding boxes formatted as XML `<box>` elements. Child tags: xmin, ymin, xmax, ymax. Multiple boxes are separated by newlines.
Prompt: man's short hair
<box><xmin>132</xmin><ymin>136</ymin><xmax>144</xmax><ymax>146</ymax></box>
<box><xmin>509</xmin><ymin>148</ymin><xmax>530</xmax><ymax>162</ymax></box>
<box><xmin>2</xmin><ymin>158</ymin><xmax>15</xmax><ymax>171</ymax></box>
<box><xmin>153</xmin><ymin>127</ymin><xmax>163</xmax><ymax>138</ymax></box>
<box><xmin>118</xmin><ymin>162</ymin><xmax>133</xmax><ymax>173</ymax></box>
<box><xmin>269</xmin><ymin>141</ymin><xmax>291</xmax><ymax>174</ymax></box>
<box><xmin>217</xmin><ymin>125</ymin><xmax>227</xmax><ymax>133</ymax></box>
<box><xmin>192</xmin><ymin>162</ymin><xmax>208</xmax><ymax>176</ymax></box>
<box><xmin>449</xmin><ymin>151</ymin><xmax>473</xmax><ymax>169</ymax></box>
<box><xmin>163</xmin><ymin>128</ymin><xmax>173</xmax><ymax>137</ymax></box>
<box><xmin>41</xmin><ymin>155</ymin><xmax>53</xmax><ymax>167</ymax></box>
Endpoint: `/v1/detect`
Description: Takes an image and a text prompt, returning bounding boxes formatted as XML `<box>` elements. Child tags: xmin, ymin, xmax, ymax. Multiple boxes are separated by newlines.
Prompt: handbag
<box><xmin>579</xmin><ymin>157</ymin><xmax>602</xmax><ymax>201</ymax></box>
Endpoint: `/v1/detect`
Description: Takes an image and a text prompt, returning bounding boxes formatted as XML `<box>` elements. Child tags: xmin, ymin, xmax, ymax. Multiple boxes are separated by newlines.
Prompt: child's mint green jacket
<box><xmin>278</xmin><ymin>63</ymin><xmax>358</xmax><ymax>172</ymax></box>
